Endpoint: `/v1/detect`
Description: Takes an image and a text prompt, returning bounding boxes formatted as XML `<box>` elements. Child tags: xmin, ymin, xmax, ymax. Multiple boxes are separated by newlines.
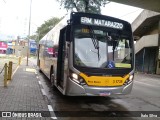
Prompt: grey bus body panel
<box><xmin>65</xmin><ymin>78</ymin><xmax>133</xmax><ymax>96</ymax></box>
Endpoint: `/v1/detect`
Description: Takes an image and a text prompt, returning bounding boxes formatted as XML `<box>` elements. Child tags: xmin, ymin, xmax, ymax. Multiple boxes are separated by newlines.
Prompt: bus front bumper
<box><xmin>65</xmin><ymin>78</ymin><xmax>133</xmax><ymax>96</ymax></box>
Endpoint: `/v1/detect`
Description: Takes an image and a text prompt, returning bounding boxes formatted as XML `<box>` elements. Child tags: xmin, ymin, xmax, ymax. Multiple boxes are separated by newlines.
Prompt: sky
<box><xmin>0</xmin><ymin>0</ymin><xmax>143</xmax><ymax>40</ymax></box>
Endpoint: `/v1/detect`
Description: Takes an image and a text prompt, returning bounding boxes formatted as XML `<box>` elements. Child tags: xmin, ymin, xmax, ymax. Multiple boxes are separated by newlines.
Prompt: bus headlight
<box><xmin>129</xmin><ymin>75</ymin><xmax>134</xmax><ymax>81</ymax></box>
<box><xmin>124</xmin><ymin>74</ymin><xmax>134</xmax><ymax>85</ymax></box>
<box><xmin>70</xmin><ymin>71</ymin><xmax>86</xmax><ymax>85</ymax></box>
<box><xmin>72</xmin><ymin>73</ymin><xmax>78</xmax><ymax>80</ymax></box>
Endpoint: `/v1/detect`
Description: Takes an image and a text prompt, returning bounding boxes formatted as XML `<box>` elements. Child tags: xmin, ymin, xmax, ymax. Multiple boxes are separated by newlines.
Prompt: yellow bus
<box><xmin>38</xmin><ymin>12</ymin><xmax>135</xmax><ymax>96</ymax></box>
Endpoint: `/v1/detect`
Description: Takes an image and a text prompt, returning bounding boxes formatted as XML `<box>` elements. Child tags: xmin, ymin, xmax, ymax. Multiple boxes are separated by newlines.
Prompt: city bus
<box><xmin>38</xmin><ymin>12</ymin><xmax>135</xmax><ymax>96</ymax></box>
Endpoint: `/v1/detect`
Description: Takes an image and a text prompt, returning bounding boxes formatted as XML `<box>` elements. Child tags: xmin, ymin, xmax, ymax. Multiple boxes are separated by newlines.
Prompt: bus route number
<box><xmin>113</xmin><ymin>80</ymin><xmax>123</xmax><ymax>84</ymax></box>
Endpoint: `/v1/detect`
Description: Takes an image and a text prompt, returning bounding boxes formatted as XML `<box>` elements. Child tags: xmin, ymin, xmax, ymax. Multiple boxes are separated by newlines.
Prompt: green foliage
<box><xmin>36</xmin><ymin>17</ymin><xmax>61</xmax><ymax>41</ymax></box>
<box><xmin>28</xmin><ymin>35</ymin><xmax>37</xmax><ymax>41</ymax></box>
<box><xmin>57</xmin><ymin>0</ymin><xmax>110</xmax><ymax>14</ymax></box>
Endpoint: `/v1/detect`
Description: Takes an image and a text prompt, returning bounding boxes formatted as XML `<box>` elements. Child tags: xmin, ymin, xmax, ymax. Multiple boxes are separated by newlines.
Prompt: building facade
<box><xmin>132</xmin><ymin>10</ymin><xmax>160</xmax><ymax>74</ymax></box>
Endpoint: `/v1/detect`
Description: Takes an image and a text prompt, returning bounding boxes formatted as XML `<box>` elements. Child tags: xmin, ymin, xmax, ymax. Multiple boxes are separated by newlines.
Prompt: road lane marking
<box><xmin>7</xmin><ymin>65</ymin><xmax>20</xmax><ymax>85</ymax></box>
<box><xmin>41</xmin><ymin>89</ymin><xmax>46</xmax><ymax>96</ymax></box>
<box><xmin>12</xmin><ymin>65</ymin><xmax>19</xmax><ymax>78</ymax></box>
<box><xmin>25</xmin><ymin>68</ymin><xmax>36</xmax><ymax>73</ymax></box>
<box><xmin>48</xmin><ymin>105</ymin><xmax>57</xmax><ymax>119</ymax></box>
<box><xmin>51</xmin><ymin>116</ymin><xmax>57</xmax><ymax>119</ymax></box>
<box><xmin>48</xmin><ymin>105</ymin><xmax>53</xmax><ymax>111</ymax></box>
<box><xmin>134</xmin><ymin>80</ymin><xmax>159</xmax><ymax>87</ymax></box>
<box><xmin>38</xmin><ymin>81</ymin><xmax>42</xmax><ymax>85</ymax></box>
<box><xmin>38</xmin><ymin>70</ymin><xmax>57</xmax><ymax>119</ymax></box>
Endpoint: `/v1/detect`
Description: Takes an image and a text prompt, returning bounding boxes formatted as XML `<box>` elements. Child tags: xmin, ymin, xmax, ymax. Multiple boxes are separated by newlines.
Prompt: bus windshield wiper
<box><xmin>88</xmin><ymin>26</ymin><xmax>100</xmax><ymax>61</ymax></box>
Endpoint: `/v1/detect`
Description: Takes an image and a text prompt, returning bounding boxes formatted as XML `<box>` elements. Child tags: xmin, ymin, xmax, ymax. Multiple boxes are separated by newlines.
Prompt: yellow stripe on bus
<box><xmin>79</xmin><ymin>73</ymin><xmax>129</xmax><ymax>87</ymax></box>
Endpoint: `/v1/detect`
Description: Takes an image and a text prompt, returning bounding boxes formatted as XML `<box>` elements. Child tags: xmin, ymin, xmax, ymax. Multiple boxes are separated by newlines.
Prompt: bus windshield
<box><xmin>74</xmin><ymin>26</ymin><xmax>133</xmax><ymax>69</ymax></box>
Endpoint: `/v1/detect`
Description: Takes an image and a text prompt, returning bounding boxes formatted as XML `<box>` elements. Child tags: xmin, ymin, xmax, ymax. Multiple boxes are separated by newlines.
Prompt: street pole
<box><xmin>27</xmin><ymin>0</ymin><xmax>32</xmax><ymax>66</ymax></box>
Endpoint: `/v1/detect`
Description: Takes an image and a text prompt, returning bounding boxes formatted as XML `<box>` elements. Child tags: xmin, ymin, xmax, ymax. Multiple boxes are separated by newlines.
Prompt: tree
<box><xmin>57</xmin><ymin>0</ymin><xmax>110</xmax><ymax>14</ymax></box>
<box><xmin>28</xmin><ymin>34</ymin><xmax>37</xmax><ymax>40</ymax></box>
<box><xmin>35</xmin><ymin>17</ymin><xmax>61</xmax><ymax>42</ymax></box>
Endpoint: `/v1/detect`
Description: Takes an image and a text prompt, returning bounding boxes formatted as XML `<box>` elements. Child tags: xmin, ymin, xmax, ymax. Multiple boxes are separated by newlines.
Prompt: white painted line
<box><xmin>38</xmin><ymin>81</ymin><xmax>41</xmax><ymax>85</ymax></box>
<box><xmin>48</xmin><ymin>105</ymin><xmax>57</xmax><ymax>119</ymax></box>
<box><xmin>48</xmin><ymin>105</ymin><xmax>53</xmax><ymax>111</ymax></box>
<box><xmin>41</xmin><ymin>89</ymin><xmax>46</xmax><ymax>96</ymax></box>
<box><xmin>36</xmin><ymin>76</ymin><xmax>39</xmax><ymax>79</ymax></box>
<box><xmin>134</xmin><ymin>80</ymin><xmax>159</xmax><ymax>87</ymax></box>
<box><xmin>12</xmin><ymin>65</ymin><xmax>19</xmax><ymax>78</ymax></box>
<box><xmin>51</xmin><ymin>117</ymin><xmax>57</xmax><ymax>119</ymax></box>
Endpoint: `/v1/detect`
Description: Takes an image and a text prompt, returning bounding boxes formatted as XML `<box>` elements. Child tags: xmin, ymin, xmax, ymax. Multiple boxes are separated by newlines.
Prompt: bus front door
<box><xmin>57</xmin><ymin>28</ymin><xmax>67</xmax><ymax>89</ymax></box>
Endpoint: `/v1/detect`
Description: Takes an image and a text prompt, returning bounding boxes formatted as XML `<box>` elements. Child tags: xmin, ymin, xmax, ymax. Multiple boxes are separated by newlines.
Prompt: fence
<box><xmin>0</xmin><ymin>57</ymin><xmax>21</xmax><ymax>87</ymax></box>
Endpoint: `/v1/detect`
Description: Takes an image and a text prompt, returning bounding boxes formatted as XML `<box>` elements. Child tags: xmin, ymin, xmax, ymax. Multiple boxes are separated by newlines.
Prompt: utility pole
<box><xmin>27</xmin><ymin>0</ymin><xmax>32</xmax><ymax>66</ymax></box>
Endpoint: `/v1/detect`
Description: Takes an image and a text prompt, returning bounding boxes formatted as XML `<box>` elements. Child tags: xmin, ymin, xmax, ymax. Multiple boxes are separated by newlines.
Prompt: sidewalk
<box><xmin>0</xmin><ymin>59</ymin><xmax>51</xmax><ymax>120</ymax></box>
<box><xmin>135</xmin><ymin>72</ymin><xmax>160</xmax><ymax>80</ymax></box>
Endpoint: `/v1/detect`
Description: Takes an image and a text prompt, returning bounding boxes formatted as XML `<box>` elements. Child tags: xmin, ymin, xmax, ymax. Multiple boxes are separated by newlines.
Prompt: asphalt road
<box><xmin>37</xmin><ymin>73</ymin><xmax>160</xmax><ymax>120</ymax></box>
<box><xmin>29</xmin><ymin>58</ymin><xmax>160</xmax><ymax>120</ymax></box>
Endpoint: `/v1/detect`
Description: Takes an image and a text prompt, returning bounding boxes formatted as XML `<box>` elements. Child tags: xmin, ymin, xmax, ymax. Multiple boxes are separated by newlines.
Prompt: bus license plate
<box><xmin>99</xmin><ymin>91</ymin><xmax>111</xmax><ymax>96</ymax></box>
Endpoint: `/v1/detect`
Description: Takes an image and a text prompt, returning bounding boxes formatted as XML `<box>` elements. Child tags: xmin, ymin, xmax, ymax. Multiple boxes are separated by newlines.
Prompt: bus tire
<box><xmin>38</xmin><ymin>60</ymin><xmax>42</xmax><ymax>73</ymax></box>
<box><xmin>39</xmin><ymin>68</ymin><xmax>42</xmax><ymax>73</ymax></box>
<box><xmin>50</xmin><ymin>67</ymin><xmax>56</xmax><ymax>89</ymax></box>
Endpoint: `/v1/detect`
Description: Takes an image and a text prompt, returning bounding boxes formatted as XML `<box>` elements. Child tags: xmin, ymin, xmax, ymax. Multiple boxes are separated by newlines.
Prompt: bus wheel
<box><xmin>38</xmin><ymin>60</ymin><xmax>42</xmax><ymax>73</ymax></box>
<box><xmin>51</xmin><ymin>74</ymin><xmax>54</xmax><ymax>85</ymax></box>
<box><xmin>39</xmin><ymin>69</ymin><xmax>42</xmax><ymax>73</ymax></box>
<box><xmin>50</xmin><ymin>68</ymin><xmax>56</xmax><ymax>89</ymax></box>
<box><xmin>51</xmin><ymin>73</ymin><xmax>57</xmax><ymax>90</ymax></box>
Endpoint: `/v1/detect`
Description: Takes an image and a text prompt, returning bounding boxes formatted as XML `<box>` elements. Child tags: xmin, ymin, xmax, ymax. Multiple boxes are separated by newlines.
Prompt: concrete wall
<box><xmin>132</xmin><ymin>10</ymin><xmax>160</xmax><ymax>32</ymax></box>
<box><xmin>132</xmin><ymin>10</ymin><xmax>160</xmax><ymax>74</ymax></box>
<box><xmin>135</xmin><ymin>34</ymin><xmax>159</xmax><ymax>53</ymax></box>
<box><xmin>145</xmin><ymin>23</ymin><xmax>159</xmax><ymax>35</ymax></box>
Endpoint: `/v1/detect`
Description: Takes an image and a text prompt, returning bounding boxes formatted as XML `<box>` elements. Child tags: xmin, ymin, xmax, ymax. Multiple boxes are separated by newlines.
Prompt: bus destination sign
<box><xmin>81</xmin><ymin>17</ymin><xmax>124</xmax><ymax>30</ymax></box>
